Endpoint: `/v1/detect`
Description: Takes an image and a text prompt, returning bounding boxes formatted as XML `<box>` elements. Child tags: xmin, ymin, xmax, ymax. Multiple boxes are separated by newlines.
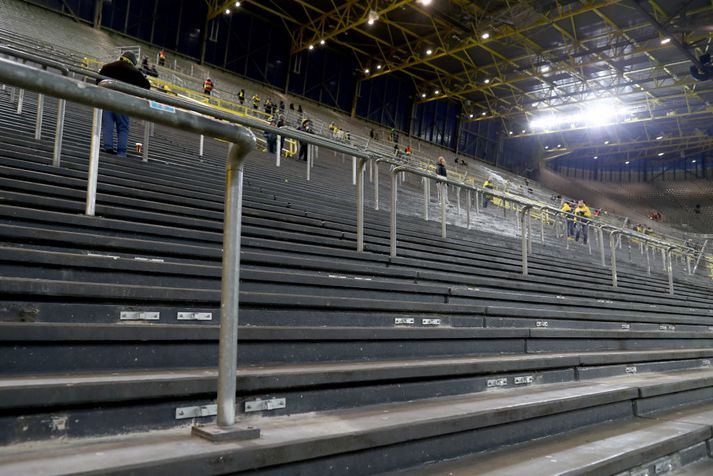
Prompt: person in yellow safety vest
<box><xmin>252</xmin><ymin>94</ymin><xmax>260</xmax><ymax>110</ymax></box>
<box><xmin>482</xmin><ymin>177</ymin><xmax>494</xmax><ymax>208</ymax></box>
<box><xmin>573</xmin><ymin>200</ymin><xmax>592</xmax><ymax>244</ymax></box>
<box><xmin>203</xmin><ymin>78</ymin><xmax>214</xmax><ymax>95</ymax></box>
<box><xmin>238</xmin><ymin>88</ymin><xmax>245</xmax><ymax>105</ymax></box>
<box><xmin>158</xmin><ymin>50</ymin><xmax>166</xmax><ymax>66</ymax></box>
<box><xmin>561</xmin><ymin>201</ymin><xmax>574</xmax><ymax>239</ymax></box>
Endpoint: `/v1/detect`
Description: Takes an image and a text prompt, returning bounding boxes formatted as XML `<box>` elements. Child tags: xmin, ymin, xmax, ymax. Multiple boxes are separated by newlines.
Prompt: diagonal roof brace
<box><xmin>630</xmin><ymin>0</ymin><xmax>700</xmax><ymax>66</ymax></box>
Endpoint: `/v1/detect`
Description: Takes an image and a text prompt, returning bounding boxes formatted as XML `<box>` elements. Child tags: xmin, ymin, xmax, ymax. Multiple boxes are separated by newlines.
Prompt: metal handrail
<box><xmin>0</xmin><ymin>57</ymin><xmax>260</xmax><ymax>442</ymax></box>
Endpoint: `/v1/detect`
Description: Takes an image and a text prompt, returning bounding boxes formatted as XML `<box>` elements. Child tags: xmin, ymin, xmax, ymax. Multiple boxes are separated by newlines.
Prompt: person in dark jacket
<box><xmin>97</xmin><ymin>51</ymin><xmax>151</xmax><ymax>157</ymax></box>
<box><xmin>435</xmin><ymin>156</ymin><xmax>449</xmax><ymax>204</ymax></box>
<box><xmin>238</xmin><ymin>89</ymin><xmax>245</xmax><ymax>105</ymax></box>
<box><xmin>297</xmin><ymin>119</ymin><xmax>314</xmax><ymax>161</ymax></box>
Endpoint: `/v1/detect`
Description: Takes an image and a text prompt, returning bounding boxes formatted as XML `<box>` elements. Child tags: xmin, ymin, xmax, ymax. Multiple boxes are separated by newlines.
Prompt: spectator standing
<box><xmin>238</xmin><ymin>88</ymin><xmax>245</xmax><ymax>105</ymax></box>
<box><xmin>264</xmin><ymin>98</ymin><xmax>273</xmax><ymax>114</ymax></box>
<box><xmin>158</xmin><ymin>50</ymin><xmax>166</xmax><ymax>66</ymax></box>
<box><xmin>203</xmin><ymin>78</ymin><xmax>214</xmax><ymax>95</ymax></box>
<box><xmin>482</xmin><ymin>176</ymin><xmax>494</xmax><ymax>208</ymax></box>
<box><xmin>297</xmin><ymin>119</ymin><xmax>314</xmax><ymax>161</ymax></box>
<box><xmin>279</xmin><ymin>100</ymin><xmax>285</xmax><ymax>113</ymax></box>
<box><xmin>574</xmin><ymin>200</ymin><xmax>592</xmax><ymax>244</ymax></box>
<box><xmin>264</xmin><ymin>119</ymin><xmax>278</xmax><ymax>154</ymax></box>
<box><xmin>252</xmin><ymin>94</ymin><xmax>261</xmax><ymax>110</ymax></box>
<box><xmin>436</xmin><ymin>156</ymin><xmax>449</xmax><ymax>204</ymax></box>
<box><xmin>97</xmin><ymin>51</ymin><xmax>150</xmax><ymax>157</ymax></box>
<box><xmin>561</xmin><ymin>201</ymin><xmax>574</xmax><ymax>240</ymax></box>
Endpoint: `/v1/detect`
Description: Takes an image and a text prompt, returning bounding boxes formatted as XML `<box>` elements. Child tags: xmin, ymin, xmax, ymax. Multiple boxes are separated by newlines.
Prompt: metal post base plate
<box><xmin>192</xmin><ymin>424</ymin><xmax>261</xmax><ymax>442</ymax></box>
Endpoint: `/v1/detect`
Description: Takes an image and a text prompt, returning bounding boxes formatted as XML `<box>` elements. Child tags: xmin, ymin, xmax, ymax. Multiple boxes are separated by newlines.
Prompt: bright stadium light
<box><xmin>308</xmin><ymin>44</ymin><xmax>314</xmax><ymax>50</ymax></box>
<box><xmin>593</xmin><ymin>156</ymin><xmax>598</xmax><ymax>159</ymax></box>
<box><xmin>658</xmin><ymin>152</ymin><xmax>664</xmax><ymax>156</ymax></box>
<box><xmin>320</xmin><ymin>39</ymin><xmax>325</xmax><ymax>45</ymax></box>
<box><xmin>481</xmin><ymin>32</ymin><xmax>490</xmax><ymax>40</ymax></box>
<box><xmin>625</xmin><ymin>161</ymin><xmax>630</xmax><ymax>164</ymax></box>
<box><xmin>364</xmin><ymin>68</ymin><xmax>370</xmax><ymax>74</ymax></box>
<box><xmin>367</xmin><ymin>10</ymin><xmax>379</xmax><ymax>25</ymax></box>
<box><xmin>421</xmin><ymin>93</ymin><xmax>426</xmax><ymax>98</ymax></box>
<box><xmin>235</xmin><ymin>1</ymin><xmax>241</xmax><ymax>6</ymax></box>
<box><xmin>225</xmin><ymin>9</ymin><xmax>230</xmax><ymax>14</ymax></box>
<box><xmin>481</xmin><ymin>111</ymin><xmax>486</xmax><ymax>116</ymax></box>
<box><xmin>434</xmin><ymin>89</ymin><xmax>440</xmax><ymax>94</ymax></box>
<box><xmin>426</xmin><ymin>49</ymin><xmax>433</xmax><ymax>55</ymax></box>
<box><xmin>376</xmin><ymin>64</ymin><xmax>382</xmax><ymax>70</ymax></box>
<box><xmin>469</xmin><ymin>113</ymin><xmax>474</xmax><ymax>118</ymax></box>
<box><xmin>484</xmin><ymin>78</ymin><xmax>490</xmax><ymax>84</ymax></box>
<box><xmin>528</xmin><ymin>100</ymin><xmax>631</xmax><ymax>132</ymax></box>
<box><xmin>660</xmin><ymin>37</ymin><xmax>671</xmax><ymax>45</ymax></box>
<box><xmin>417</xmin><ymin>0</ymin><xmax>433</xmax><ymax>5</ymax></box>
<box><xmin>656</xmin><ymin>135</ymin><xmax>663</xmax><ymax>140</ymax></box>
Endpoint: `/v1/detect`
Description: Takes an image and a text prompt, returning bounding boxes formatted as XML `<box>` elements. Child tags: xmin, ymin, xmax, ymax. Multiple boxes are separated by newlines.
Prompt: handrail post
<box><xmin>390</xmin><ymin>170</ymin><xmax>398</xmax><ymax>256</ymax></box>
<box><xmin>599</xmin><ymin>228</ymin><xmax>606</xmax><ymax>267</ymax></box>
<box><xmin>52</xmin><ymin>98</ymin><xmax>65</xmax><ymax>166</ymax></box>
<box><xmin>466</xmin><ymin>190</ymin><xmax>471</xmax><ymax>229</ymax></box>
<box><xmin>661</xmin><ymin>248</ymin><xmax>666</xmax><ymax>271</ymax></box>
<box><xmin>440</xmin><ymin>179</ymin><xmax>447</xmax><ymax>238</ymax></box>
<box><xmin>85</xmin><ymin>108</ymin><xmax>102</xmax><ymax>216</ymax></box>
<box><xmin>527</xmin><ymin>212</ymin><xmax>533</xmax><ymax>255</ymax></box>
<box><xmin>306</xmin><ymin>146</ymin><xmax>312</xmax><ymax>181</ymax></box>
<box><xmin>275</xmin><ymin>135</ymin><xmax>281</xmax><ymax>166</ymax></box>
<box><xmin>34</xmin><ymin>92</ymin><xmax>44</xmax><ymax>140</ymax></box>
<box><xmin>374</xmin><ymin>161</ymin><xmax>380</xmax><ymax>210</ymax></box>
<box><xmin>16</xmin><ymin>88</ymin><xmax>23</xmax><ymax>114</ymax></box>
<box><xmin>142</xmin><ymin>120</ymin><xmax>150</xmax><ymax>162</ymax></box>
<box><xmin>539</xmin><ymin>208</ymin><xmax>545</xmax><ymax>245</ymax></box>
<box><xmin>610</xmin><ymin>231</ymin><xmax>619</xmax><ymax>288</ymax></box>
<box><xmin>667</xmin><ymin>248</ymin><xmax>675</xmax><ymax>295</ymax></box>
<box><xmin>199</xmin><ymin>134</ymin><xmax>205</xmax><ymax>158</ymax></box>
<box><xmin>521</xmin><ymin>206</ymin><xmax>532</xmax><ymax>276</ymax></box>
<box><xmin>423</xmin><ymin>177</ymin><xmax>429</xmax><ymax>221</ymax></box>
<box><xmin>687</xmin><ymin>255</ymin><xmax>692</xmax><ymax>275</ymax></box>
<box><xmin>475</xmin><ymin>190</ymin><xmax>480</xmax><ymax>214</ymax></box>
<box><xmin>692</xmin><ymin>240</ymin><xmax>707</xmax><ymax>275</ymax></box>
<box><xmin>645</xmin><ymin>245</ymin><xmax>651</xmax><ymax>276</ymax></box>
<box><xmin>352</xmin><ymin>156</ymin><xmax>357</xmax><ymax>185</ymax></box>
<box><xmin>356</xmin><ymin>158</ymin><xmax>367</xmax><ymax>252</ymax></box>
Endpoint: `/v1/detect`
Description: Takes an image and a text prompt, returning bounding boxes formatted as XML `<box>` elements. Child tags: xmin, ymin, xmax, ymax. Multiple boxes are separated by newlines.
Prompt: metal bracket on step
<box><xmin>120</xmin><ymin>311</ymin><xmax>160</xmax><ymax>321</ymax></box>
<box><xmin>621</xmin><ymin>323</ymin><xmax>631</xmax><ymax>330</ymax></box>
<box><xmin>394</xmin><ymin>318</ymin><xmax>415</xmax><ymax>325</ymax></box>
<box><xmin>422</xmin><ymin>318</ymin><xmax>441</xmax><ymax>326</ymax></box>
<box><xmin>658</xmin><ymin>324</ymin><xmax>676</xmax><ymax>331</ymax></box>
<box><xmin>176</xmin><ymin>404</ymin><xmax>217</xmax><ymax>420</ymax></box>
<box><xmin>487</xmin><ymin>378</ymin><xmax>507</xmax><ymax>388</ymax></box>
<box><xmin>514</xmin><ymin>375</ymin><xmax>534</xmax><ymax>385</ymax></box>
<box><xmin>245</xmin><ymin>398</ymin><xmax>286</xmax><ymax>413</ymax></box>
<box><xmin>177</xmin><ymin>312</ymin><xmax>213</xmax><ymax>321</ymax></box>
<box><xmin>536</xmin><ymin>321</ymin><xmax>549</xmax><ymax>328</ymax></box>
<box><xmin>625</xmin><ymin>366</ymin><xmax>638</xmax><ymax>374</ymax></box>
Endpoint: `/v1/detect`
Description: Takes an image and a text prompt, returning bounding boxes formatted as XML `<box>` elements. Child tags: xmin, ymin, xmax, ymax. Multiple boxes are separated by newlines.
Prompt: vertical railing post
<box><xmin>306</xmin><ymin>146</ymin><xmax>312</xmax><ymax>181</ymax></box>
<box><xmin>475</xmin><ymin>190</ymin><xmax>480</xmax><ymax>214</ymax></box>
<box><xmin>275</xmin><ymin>135</ymin><xmax>281</xmax><ymax>167</ymax></box>
<box><xmin>52</xmin><ymin>98</ymin><xmax>66</xmax><ymax>166</ymax></box>
<box><xmin>423</xmin><ymin>177</ymin><xmax>429</xmax><ymax>221</ymax></box>
<box><xmin>374</xmin><ymin>161</ymin><xmax>379</xmax><ymax>210</ymax></box>
<box><xmin>521</xmin><ymin>206</ymin><xmax>531</xmax><ymax>276</ymax></box>
<box><xmin>527</xmin><ymin>212</ymin><xmax>533</xmax><ymax>255</ymax></box>
<box><xmin>456</xmin><ymin>188</ymin><xmax>461</xmax><ymax>214</ymax></box>
<box><xmin>142</xmin><ymin>120</ymin><xmax>150</xmax><ymax>162</ymax></box>
<box><xmin>610</xmin><ymin>231</ymin><xmax>619</xmax><ymax>288</ymax></box>
<box><xmin>85</xmin><ymin>108</ymin><xmax>102</xmax><ymax>216</ymax></box>
<box><xmin>440</xmin><ymin>179</ymin><xmax>446</xmax><ymax>239</ymax></box>
<box><xmin>16</xmin><ymin>88</ymin><xmax>24</xmax><ymax>114</ymax></box>
<box><xmin>667</xmin><ymin>248</ymin><xmax>675</xmax><ymax>295</ymax></box>
<box><xmin>540</xmin><ymin>209</ymin><xmax>545</xmax><ymax>245</ymax></box>
<box><xmin>599</xmin><ymin>228</ymin><xmax>606</xmax><ymax>267</ymax></box>
<box><xmin>356</xmin><ymin>158</ymin><xmax>367</xmax><ymax>252</ymax></box>
<box><xmin>645</xmin><ymin>245</ymin><xmax>651</xmax><ymax>276</ymax></box>
<box><xmin>390</xmin><ymin>171</ymin><xmax>398</xmax><ymax>257</ymax></box>
<box><xmin>352</xmin><ymin>156</ymin><xmax>357</xmax><ymax>185</ymax></box>
<box><xmin>466</xmin><ymin>190</ymin><xmax>471</xmax><ymax>229</ymax></box>
<box><xmin>193</xmin><ymin>139</ymin><xmax>260</xmax><ymax>442</ymax></box>
<box><xmin>199</xmin><ymin>134</ymin><xmax>205</xmax><ymax>157</ymax></box>
<box><xmin>34</xmin><ymin>93</ymin><xmax>44</xmax><ymax>140</ymax></box>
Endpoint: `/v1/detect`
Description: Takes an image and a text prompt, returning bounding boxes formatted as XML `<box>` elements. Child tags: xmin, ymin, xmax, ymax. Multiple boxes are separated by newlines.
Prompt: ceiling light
<box><xmin>481</xmin><ymin>32</ymin><xmax>490</xmax><ymax>40</ymax></box>
<box><xmin>544</xmin><ymin>146</ymin><xmax>549</xmax><ymax>150</ymax></box>
<box><xmin>434</xmin><ymin>89</ymin><xmax>440</xmax><ymax>94</ymax></box>
<box><xmin>658</xmin><ymin>152</ymin><xmax>664</xmax><ymax>156</ymax></box>
<box><xmin>604</xmin><ymin>140</ymin><xmax>610</xmax><ymax>144</ymax></box>
<box><xmin>468</xmin><ymin>113</ymin><xmax>474</xmax><ymax>118</ymax></box>
<box><xmin>367</xmin><ymin>10</ymin><xmax>378</xmax><ymax>25</ymax></box>
<box><xmin>692</xmin><ymin>159</ymin><xmax>697</xmax><ymax>163</ymax></box>
<box><xmin>660</xmin><ymin>37</ymin><xmax>671</xmax><ymax>45</ymax></box>
<box><xmin>417</xmin><ymin>0</ymin><xmax>432</xmax><ymax>5</ymax></box>
<box><xmin>320</xmin><ymin>39</ymin><xmax>325</xmax><ymax>45</ymax></box>
<box><xmin>521</xmin><ymin>129</ymin><xmax>526</xmax><ymax>133</ymax></box>
<box><xmin>421</xmin><ymin>93</ymin><xmax>426</xmax><ymax>98</ymax></box>
<box><xmin>364</xmin><ymin>68</ymin><xmax>370</xmax><ymax>74</ymax></box>
<box><xmin>557</xmin><ymin>144</ymin><xmax>562</xmax><ymax>148</ymax></box>
<box><xmin>235</xmin><ymin>1</ymin><xmax>240</xmax><ymax>6</ymax></box>
<box><xmin>376</xmin><ymin>64</ymin><xmax>382</xmax><ymax>70</ymax></box>
<box><xmin>509</xmin><ymin>131</ymin><xmax>513</xmax><ymax>135</ymax></box>
<box><xmin>481</xmin><ymin>112</ymin><xmax>486</xmax><ymax>116</ymax></box>
<box><xmin>540</xmin><ymin>65</ymin><xmax>550</xmax><ymax>73</ymax></box>
<box><xmin>656</xmin><ymin>135</ymin><xmax>663</xmax><ymax>140</ymax></box>
<box><xmin>528</xmin><ymin>99</ymin><xmax>631</xmax><ymax>132</ymax></box>
<box><xmin>593</xmin><ymin>156</ymin><xmax>598</xmax><ymax>159</ymax></box>
<box><xmin>625</xmin><ymin>161</ymin><xmax>630</xmax><ymax>164</ymax></box>
<box><xmin>225</xmin><ymin>9</ymin><xmax>230</xmax><ymax>14</ymax></box>
<box><xmin>426</xmin><ymin>49</ymin><xmax>433</xmax><ymax>55</ymax></box>
<box><xmin>484</xmin><ymin>78</ymin><xmax>490</xmax><ymax>84</ymax></box>
<box><xmin>308</xmin><ymin>44</ymin><xmax>314</xmax><ymax>50</ymax></box>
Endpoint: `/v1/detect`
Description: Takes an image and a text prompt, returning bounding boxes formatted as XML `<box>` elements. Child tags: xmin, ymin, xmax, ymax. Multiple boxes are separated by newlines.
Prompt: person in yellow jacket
<box><xmin>573</xmin><ymin>200</ymin><xmax>592</xmax><ymax>244</ymax></box>
<box><xmin>252</xmin><ymin>94</ymin><xmax>260</xmax><ymax>110</ymax></box>
<box><xmin>561</xmin><ymin>201</ymin><xmax>574</xmax><ymax>239</ymax></box>
<box><xmin>482</xmin><ymin>177</ymin><xmax>494</xmax><ymax>208</ymax></box>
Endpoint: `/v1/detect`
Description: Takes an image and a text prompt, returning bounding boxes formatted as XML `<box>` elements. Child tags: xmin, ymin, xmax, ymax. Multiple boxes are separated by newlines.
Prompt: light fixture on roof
<box><xmin>658</xmin><ymin>152</ymin><xmax>664</xmax><ymax>156</ymax></box>
<box><xmin>509</xmin><ymin>131</ymin><xmax>513</xmax><ymax>135</ymax></box>
<box><xmin>528</xmin><ymin>99</ymin><xmax>631</xmax><ymax>132</ymax></box>
<box><xmin>660</xmin><ymin>37</ymin><xmax>671</xmax><ymax>45</ymax></box>
<box><xmin>367</xmin><ymin>10</ymin><xmax>379</xmax><ymax>25</ymax></box>
<box><xmin>521</xmin><ymin>129</ymin><xmax>526</xmax><ymax>133</ymax></box>
<box><xmin>421</xmin><ymin>93</ymin><xmax>426</xmax><ymax>98</ymax></box>
<box><xmin>308</xmin><ymin>44</ymin><xmax>314</xmax><ymax>50</ymax></box>
<box><xmin>484</xmin><ymin>78</ymin><xmax>490</xmax><ymax>84</ymax></box>
<box><xmin>469</xmin><ymin>113</ymin><xmax>474</xmax><ymax>118</ymax></box>
<box><xmin>320</xmin><ymin>39</ymin><xmax>326</xmax><ymax>45</ymax></box>
<box><xmin>417</xmin><ymin>0</ymin><xmax>433</xmax><ymax>5</ymax></box>
<box><xmin>481</xmin><ymin>32</ymin><xmax>490</xmax><ymax>40</ymax></box>
<box><xmin>593</xmin><ymin>156</ymin><xmax>598</xmax><ymax>159</ymax></box>
<box><xmin>481</xmin><ymin>111</ymin><xmax>486</xmax><ymax>116</ymax></box>
<box><xmin>225</xmin><ymin>9</ymin><xmax>230</xmax><ymax>14</ymax></box>
<box><xmin>625</xmin><ymin>161</ymin><xmax>630</xmax><ymax>164</ymax></box>
<box><xmin>376</xmin><ymin>64</ymin><xmax>382</xmax><ymax>70</ymax></box>
<box><xmin>656</xmin><ymin>135</ymin><xmax>663</xmax><ymax>140</ymax></box>
<box><xmin>364</xmin><ymin>68</ymin><xmax>370</xmax><ymax>74</ymax></box>
<box><xmin>235</xmin><ymin>1</ymin><xmax>240</xmax><ymax>6</ymax></box>
<box><xmin>544</xmin><ymin>146</ymin><xmax>549</xmax><ymax>150</ymax></box>
<box><xmin>434</xmin><ymin>89</ymin><xmax>440</xmax><ymax>94</ymax></box>
<box><xmin>604</xmin><ymin>140</ymin><xmax>610</xmax><ymax>144</ymax></box>
<box><xmin>557</xmin><ymin>144</ymin><xmax>562</xmax><ymax>148</ymax></box>
<box><xmin>693</xmin><ymin>159</ymin><xmax>697</xmax><ymax>163</ymax></box>
<box><xmin>426</xmin><ymin>48</ymin><xmax>433</xmax><ymax>55</ymax></box>
<box><xmin>540</xmin><ymin>65</ymin><xmax>550</xmax><ymax>73</ymax></box>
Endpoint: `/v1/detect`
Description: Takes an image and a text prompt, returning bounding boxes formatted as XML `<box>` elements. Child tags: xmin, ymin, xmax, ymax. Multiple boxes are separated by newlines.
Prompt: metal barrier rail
<box><xmin>0</xmin><ymin>56</ymin><xmax>261</xmax><ymax>442</ymax></box>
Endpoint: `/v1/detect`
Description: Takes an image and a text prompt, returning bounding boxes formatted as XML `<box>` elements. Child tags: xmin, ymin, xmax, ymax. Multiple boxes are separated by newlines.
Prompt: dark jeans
<box><xmin>575</xmin><ymin>222</ymin><xmax>589</xmax><ymax>243</ymax></box>
<box><xmin>298</xmin><ymin>142</ymin><xmax>308</xmax><ymax>161</ymax></box>
<box><xmin>101</xmin><ymin>110</ymin><xmax>130</xmax><ymax>156</ymax></box>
